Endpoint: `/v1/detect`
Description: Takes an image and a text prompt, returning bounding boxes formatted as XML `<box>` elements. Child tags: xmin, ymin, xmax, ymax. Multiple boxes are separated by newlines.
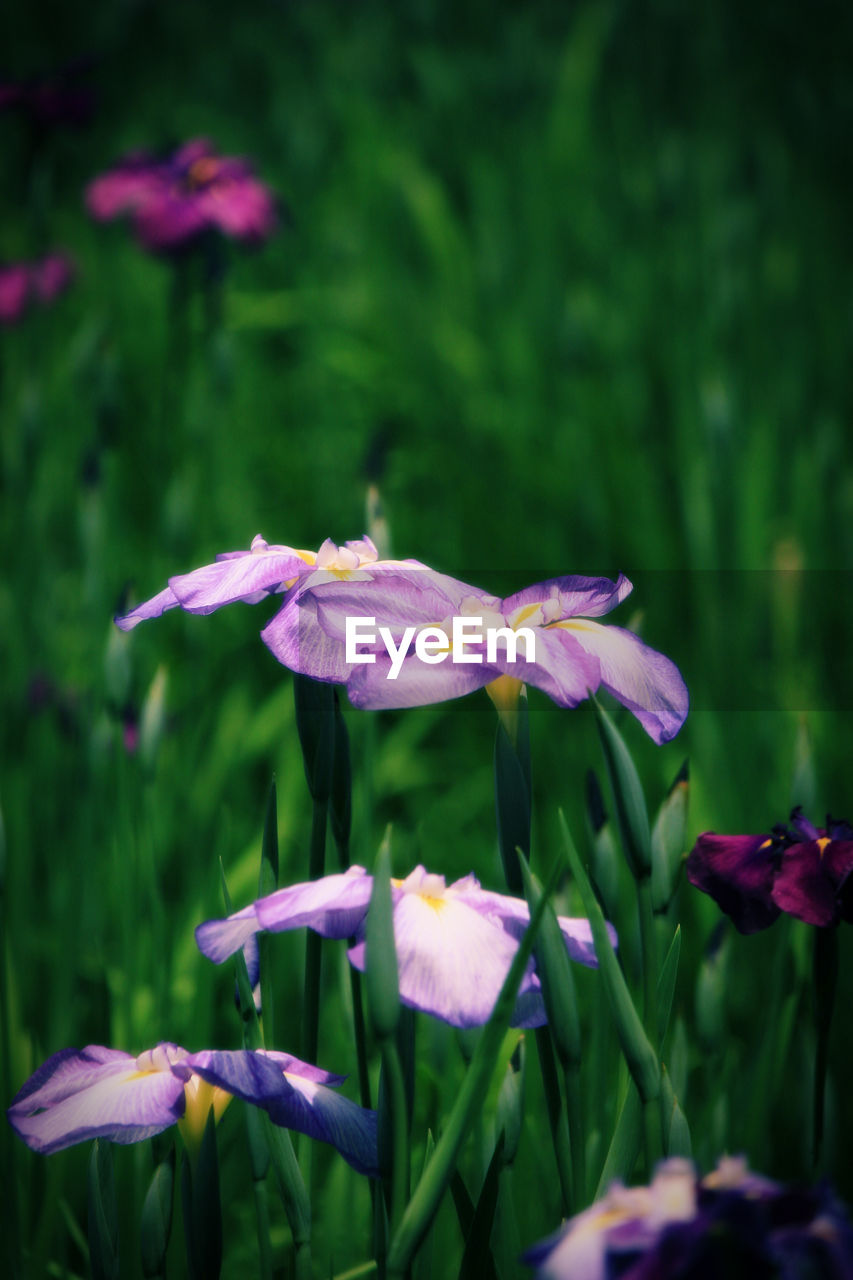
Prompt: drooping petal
<box><xmin>273</xmin><ymin>1071</ymin><xmax>379</xmax><ymax>1177</ymax></box>
<box><xmin>686</xmin><ymin>834</ymin><xmax>780</xmax><ymax>934</ymax></box>
<box><xmin>168</xmin><ymin>541</ymin><xmax>308</xmax><ymax>614</ymax></box>
<box><xmin>195</xmin><ymin>902</ymin><xmax>261</xmax><ymax>965</ymax></box>
<box><xmin>551</xmin><ymin>620</ymin><xmax>688</xmax><ymax>743</ymax></box>
<box><xmin>114</xmin><ymin>583</ymin><xmax>182</xmax><ymax>631</ymax></box>
<box><xmin>490</xmin><ymin>625</ymin><xmax>602</xmax><ymax>709</ymax></box>
<box><xmin>184</xmin><ymin>1050</ymin><xmax>378</xmax><ymax>1176</ymax></box>
<box><xmin>261</xmin><ymin>591</ymin><xmax>356</xmax><ymax>684</ymax></box>
<box><xmin>196</xmin><ymin>867</ymin><xmax>373</xmax><ymax>964</ymax></box>
<box><xmin>348</xmin><ymin>892</ymin><xmax>544</xmax><ymax>1029</ymax></box>
<box><xmin>7</xmin><ymin>1046</ymin><xmax>186</xmax><ymax>1154</ymax></box>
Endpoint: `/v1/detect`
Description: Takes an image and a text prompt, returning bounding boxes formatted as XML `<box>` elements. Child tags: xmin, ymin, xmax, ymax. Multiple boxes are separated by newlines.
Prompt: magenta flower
<box><xmin>525</xmin><ymin>1156</ymin><xmax>853</xmax><ymax>1279</ymax></box>
<box><xmin>7</xmin><ymin>1041</ymin><xmax>378</xmax><ymax>1175</ymax></box>
<box><xmin>0</xmin><ymin>253</ymin><xmax>74</xmax><ymax>324</ymax></box>
<box><xmin>86</xmin><ymin>138</ymin><xmax>278</xmax><ymax>253</ymax></box>
<box><xmin>0</xmin><ymin>264</ymin><xmax>30</xmax><ymax>325</ymax></box>
<box><xmin>271</xmin><ymin>567</ymin><xmax>688</xmax><ymax>744</ymax></box>
<box><xmin>687</xmin><ymin>808</ymin><xmax>853</xmax><ymax>933</ymax></box>
<box><xmin>195</xmin><ymin>864</ymin><xmax>613</xmax><ymax>1030</ymax></box>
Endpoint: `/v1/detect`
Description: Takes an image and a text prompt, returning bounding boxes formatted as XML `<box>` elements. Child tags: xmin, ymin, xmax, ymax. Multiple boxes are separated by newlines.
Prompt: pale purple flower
<box><xmin>525</xmin><ymin>1156</ymin><xmax>853</xmax><ymax>1279</ymax></box>
<box><xmin>275</xmin><ymin>568</ymin><xmax>688</xmax><ymax>744</ymax></box>
<box><xmin>195</xmin><ymin>864</ymin><xmax>613</xmax><ymax>1030</ymax></box>
<box><xmin>86</xmin><ymin>138</ymin><xmax>278</xmax><ymax>254</ymax></box>
<box><xmin>7</xmin><ymin>1041</ymin><xmax>378</xmax><ymax>1175</ymax></box>
<box><xmin>114</xmin><ymin>532</ymin><xmax>686</xmax><ymax>743</ymax></box>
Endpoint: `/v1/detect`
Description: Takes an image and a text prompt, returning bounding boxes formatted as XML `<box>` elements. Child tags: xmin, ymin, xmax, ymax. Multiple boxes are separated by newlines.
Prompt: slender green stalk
<box><xmin>534</xmin><ymin>1025</ymin><xmax>573</xmax><ymax>1212</ymax></box>
<box><xmin>564</xmin><ymin>1061</ymin><xmax>586</xmax><ymax>1208</ymax></box>
<box><xmin>381</xmin><ymin>1039</ymin><xmax>410</xmax><ymax>1239</ymax></box>
<box><xmin>636</xmin><ymin>876</ymin><xmax>658</xmax><ymax>1042</ymax></box>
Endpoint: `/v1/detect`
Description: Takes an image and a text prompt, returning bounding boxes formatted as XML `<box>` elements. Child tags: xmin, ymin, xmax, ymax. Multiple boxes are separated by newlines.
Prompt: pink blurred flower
<box><xmin>86</xmin><ymin>138</ymin><xmax>278</xmax><ymax>254</ymax></box>
<box><xmin>0</xmin><ymin>264</ymin><xmax>30</xmax><ymax>324</ymax></box>
<box><xmin>0</xmin><ymin>253</ymin><xmax>75</xmax><ymax>325</ymax></box>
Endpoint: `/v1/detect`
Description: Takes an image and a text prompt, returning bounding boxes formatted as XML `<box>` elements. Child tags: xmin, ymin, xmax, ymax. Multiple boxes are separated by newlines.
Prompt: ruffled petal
<box><xmin>495</xmin><ymin>625</ymin><xmax>602</xmax><ymax>708</ymax></box>
<box><xmin>501</xmin><ymin>574</ymin><xmax>632</xmax><ymax>621</ymax></box>
<box><xmin>686</xmin><ymin>834</ymin><xmax>780</xmax><ymax>934</ymax></box>
<box><xmin>184</xmin><ymin>1049</ymin><xmax>378</xmax><ymax>1176</ymax></box>
<box><xmin>168</xmin><ymin>543</ymin><xmax>307</xmax><ymax>614</ymax></box>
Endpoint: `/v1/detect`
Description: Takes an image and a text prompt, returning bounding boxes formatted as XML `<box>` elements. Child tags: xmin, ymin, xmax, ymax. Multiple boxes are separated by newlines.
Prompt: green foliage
<box><xmin>3</xmin><ymin>0</ymin><xmax>853</xmax><ymax>1274</ymax></box>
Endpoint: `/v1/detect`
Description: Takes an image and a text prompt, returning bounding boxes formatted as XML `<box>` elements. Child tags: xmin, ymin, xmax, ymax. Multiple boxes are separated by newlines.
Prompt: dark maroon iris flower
<box><xmin>687</xmin><ymin>808</ymin><xmax>853</xmax><ymax>933</ymax></box>
<box><xmin>85</xmin><ymin>138</ymin><xmax>278</xmax><ymax>254</ymax></box>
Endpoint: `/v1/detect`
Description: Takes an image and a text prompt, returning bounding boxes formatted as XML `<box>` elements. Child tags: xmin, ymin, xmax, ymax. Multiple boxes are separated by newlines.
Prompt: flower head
<box><xmin>86</xmin><ymin>138</ymin><xmax>278</xmax><ymax>253</ymax></box>
<box><xmin>0</xmin><ymin>253</ymin><xmax>74</xmax><ymax>325</ymax></box>
<box><xmin>115</xmin><ymin>533</ymin><xmax>687</xmax><ymax>743</ymax></box>
<box><xmin>7</xmin><ymin>1041</ymin><xmax>378</xmax><ymax>1175</ymax></box>
<box><xmin>277</xmin><ymin>567</ymin><xmax>687</xmax><ymax>743</ymax></box>
<box><xmin>687</xmin><ymin>808</ymin><xmax>853</xmax><ymax>932</ymax></box>
<box><xmin>195</xmin><ymin>864</ymin><xmax>613</xmax><ymax>1030</ymax></box>
<box><xmin>526</xmin><ymin>1156</ymin><xmax>853</xmax><ymax>1279</ymax></box>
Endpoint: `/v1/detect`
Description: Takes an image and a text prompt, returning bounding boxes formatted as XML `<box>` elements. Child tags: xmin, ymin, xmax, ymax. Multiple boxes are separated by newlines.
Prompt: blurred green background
<box><xmin>3</xmin><ymin>0</ymin><xmax>853</xmax><ymax>1275</ymax></box>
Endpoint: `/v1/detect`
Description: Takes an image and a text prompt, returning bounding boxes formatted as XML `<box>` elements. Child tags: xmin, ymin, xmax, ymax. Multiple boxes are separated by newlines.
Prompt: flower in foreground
<box><xmin>7</xmin><ymin>1042</ymin><xmax>378</xmax><ymax>1175</ymax></box>
<box><xmin>195</xmin><ymin>865</ymin><xmax>614</xmax><ymax>1030</ymax></box>
<box><xmin>274</xmin><ymin>566</ymin><xmax>688</xmax><ymax>743</ymax></box>
<box><xmin>86</xmin><ymin>138</ymin><xmax>278</xmax><ymax>253</ymax></box>
<box><xmin>526</xmin><ymin>1156</ymin><xmax>853</xmax><ymax>1279</ymax></box>
<box><xmin>0</xmin><ymin>253</ymin><xmax>75</xmax><ymax>325</ymax></box>
<box><xmin>687</xmin><ymin>808</ymin><xmax>853</xmax><ymax>933</ymax></box>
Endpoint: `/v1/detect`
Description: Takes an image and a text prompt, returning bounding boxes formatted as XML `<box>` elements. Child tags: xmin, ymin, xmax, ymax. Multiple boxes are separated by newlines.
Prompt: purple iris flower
<box><xmin>270</xmin><ymin>567</ymin><xmax>688</xmax><ymax>744</ymax></box>
<box><xmin>195</xmin><ymin>864</ymin><xmax>613</xmax><ymax>1030</ymax></box>
<box><xmin>687</xmin><ymin>808</ymin><xmax>853</xmax><ymax>933</ymax></box>
<box><xmin>86</xmin><ymin>138</ymin><xmax>278</xmax><ymax>253</ymax></box>
<box><xmin>115</xmin><ymin>530</ymin><xmax>686</xmax><ymax>744</ymax></box>
<box><xmin>0</xmin><ymin>252</ymin><xmax>74</xmax><ymax>325</ymax></box>
<box><xmin>7</xmin><ymin>1041</ymin><xmax>378</xmax><ymax>1176</ymax></box>
<box><xmin>525</xmin><ymin>1156</ymin><xmax>853</xmax><ymax>1279</ymax></box>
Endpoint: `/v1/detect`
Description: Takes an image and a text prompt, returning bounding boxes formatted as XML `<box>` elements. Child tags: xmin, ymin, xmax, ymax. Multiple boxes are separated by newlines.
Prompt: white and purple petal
<box><xmin>348</xmin><ymin>892</ymin><xmax>544</xmax><ymax>1029</ymax></box>
<box><xmin>553</xmin><ymin>620</ymin><xmax>688</xmax><ymax>744</ymax></box>
<box><xmin>454</xmin><ymin>881</ymin><xmax>615</xmax><ymax>968</ymax></box>
<box><xmin>7</xmin><ymin>1046</ymin><xmax>186</xmax><ymax>1155</ymax></box>
<box><xmin>196</xmin><ymin>867</ymin><xmax>373</xmax><ymax>964</ymax></box>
